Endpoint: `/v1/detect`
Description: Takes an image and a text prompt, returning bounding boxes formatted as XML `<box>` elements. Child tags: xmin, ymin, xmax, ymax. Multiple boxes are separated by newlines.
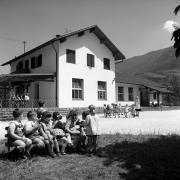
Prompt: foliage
<box><xmin>172</xmin><ymin>4</ymin><xmax>180</xmax><ymax>57</ymax></box>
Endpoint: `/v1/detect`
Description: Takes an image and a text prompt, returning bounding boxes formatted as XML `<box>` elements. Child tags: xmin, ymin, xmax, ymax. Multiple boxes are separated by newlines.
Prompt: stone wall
<box><xmin>0</xmin><ymin>107</ymin><xmax>104</xmax><ymax>121</ymax></box>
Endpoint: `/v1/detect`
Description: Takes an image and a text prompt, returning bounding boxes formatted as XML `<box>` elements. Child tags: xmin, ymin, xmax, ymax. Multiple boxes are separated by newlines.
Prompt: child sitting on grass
<box><xmin>83</xmin><ymin>105</ymin><xmax>99</xmax><ymax>153</ymax></box>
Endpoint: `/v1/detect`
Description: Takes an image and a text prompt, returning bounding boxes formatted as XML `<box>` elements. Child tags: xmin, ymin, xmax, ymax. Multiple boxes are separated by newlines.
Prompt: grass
<box><xmin>1</xmin><ymin>133</ymin><xmax>180</xmax><ymax>180</ymax></box>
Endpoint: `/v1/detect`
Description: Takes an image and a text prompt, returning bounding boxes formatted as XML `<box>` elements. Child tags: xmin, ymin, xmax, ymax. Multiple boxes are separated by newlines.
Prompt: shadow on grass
<box><xmin>96</xmin><ymin>135</ymin><xmax>180</xmax><ymax>180</ymax></box>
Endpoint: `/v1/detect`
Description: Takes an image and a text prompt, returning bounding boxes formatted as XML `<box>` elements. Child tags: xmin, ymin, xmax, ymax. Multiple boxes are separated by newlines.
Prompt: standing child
<box><xmin>130</xmin><ymin>104</ymin><xmax>136</xmax><ymax>118</ymax></box>
<box><xmin>124</xmin><ymin>104</ymin><xmax>129</xmax><ymax>118</ymax></box>
<box><xmin>80</xmin><ymin>110</ymin><xmax>89</xmax><ymax>148</ymax></box>
<box><xmin>84</xmin><ymin>105</ymin><xmax>99</xmax><ymax>153</ymax></box>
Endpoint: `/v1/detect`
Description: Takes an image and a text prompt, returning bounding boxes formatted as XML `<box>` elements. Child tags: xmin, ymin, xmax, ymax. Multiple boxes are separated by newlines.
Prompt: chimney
<box><xmin>56</xmin><ymin>34</ymin><xmax>61</xmax><ymax>38</ymax></box>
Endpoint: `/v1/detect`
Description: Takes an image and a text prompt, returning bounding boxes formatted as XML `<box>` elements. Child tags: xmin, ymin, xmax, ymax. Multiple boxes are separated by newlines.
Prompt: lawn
<box><xmin>1</xmin><ymin>133</ymin><xmax>180</xmax><ymax>180</ymax></box>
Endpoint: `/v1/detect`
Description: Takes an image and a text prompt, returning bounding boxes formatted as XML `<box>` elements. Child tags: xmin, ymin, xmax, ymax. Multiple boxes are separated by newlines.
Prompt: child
<box><xmin>24</xmin><ymin>111</ymin><xmax>45</xmax><ymax>155</ymax></box>
<box><xmin>130</xmin><ymin>104</ymin><xmax>136</xmax><ymax>118</ymax></box>
<box><xmin>84</xmin><ymin>105</ymin><xmax>99</xmax><ymax>153</ymax></box>
<box><xmin>8</xmin><ymin>108</ymin><xmax>32</xmax><ymax>159</ymax></box>
<box><xmin>52</xmin><ymin>111</ymin><xmax>72</xmax><ymax>155</ymax></box>
<box><xmin>40</xmin><ymin>111</ymin><xmax>60</xmax><ymax>157</ymax></box>
<box><xmin>117</xmin><ymin>104</ymin><xmax>122</xmax><ymax>118</ymax></box>
<box><xmin>36</xmin><ymin>100</ymin><xmax>46</xmax><ymax>120</ymax></box>
<box><xmin>124</xmin><ymin>104</ymin><xmax>129</xmax><ymax>118</ymax></box>
<box><xmin>80</xmin><ymin>110</ymin><xmax>89</xmax><ymax>148</ymax></box>
<box><xmin>103</xmin><ymin>104</ymin><xmax>107</xmax><ymax>117</ymax></box>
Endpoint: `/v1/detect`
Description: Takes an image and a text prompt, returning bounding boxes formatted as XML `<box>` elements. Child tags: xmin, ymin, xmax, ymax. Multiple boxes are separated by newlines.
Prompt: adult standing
<box><xmin>135</xmin><ymin>96</ymin><xmax>141</xmax><ymax>117</ymax></box>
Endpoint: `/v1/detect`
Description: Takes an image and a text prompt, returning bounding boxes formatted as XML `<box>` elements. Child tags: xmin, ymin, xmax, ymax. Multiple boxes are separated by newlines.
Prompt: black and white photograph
<box><xmin>0</xmin><ymin>0</ymin><xmax>180</xmax><ymax>179</ymax></box>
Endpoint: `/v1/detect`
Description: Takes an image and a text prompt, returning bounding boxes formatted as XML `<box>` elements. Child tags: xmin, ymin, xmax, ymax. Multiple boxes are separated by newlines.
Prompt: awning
<box><xmin>0</xmin><ymin>73</ymin><xmax>55</xmax><ymax>86</ymax></box>
<box><xmin>147</xmin><ymin>86</ymin><xmax>172</xmax><ymax>93</ymax></box>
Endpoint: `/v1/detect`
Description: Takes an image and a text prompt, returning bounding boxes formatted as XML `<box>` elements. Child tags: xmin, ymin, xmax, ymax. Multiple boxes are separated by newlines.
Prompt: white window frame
<box><xmin>98</xmin><ymin>81</ymin><xmax>107</xmax><ymax>100</ymax></box>
<box><xmin>128</xmin><ymin>87</ymin><xmax>134</xmax><ymax>101</ymax></box>
<box><xmin>72</xmin><ymin>78</ymin><xmax>84</xmax><ymax>100</ymax></box>
<box><xmin>118</xmin><ymin>86</ymin><xmax>124</xmax><ymax>101</ymax></box>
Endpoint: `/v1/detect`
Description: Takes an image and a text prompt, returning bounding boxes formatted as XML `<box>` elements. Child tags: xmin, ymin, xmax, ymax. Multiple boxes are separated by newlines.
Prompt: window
<box><xmin>37</xmin><ymin>54</ymin><xmax>42</xmax><ymax>67</ymax></box>
<box><xmin>128</xmin><ymin>87</ymin><xmax>134</xmax><ymax>101</ymax></box>
<box><xmin>118</xmin><ymin>86</ymin><xmax>124</xmax><ymax>101</ymax></box>
<box><xmin>72</xmin><ymin>78</ymin><xmax>83</xmax><ymax>100</ymax></box>
<box><xmin>31</xmin><ymin>57</ymin><xmax>36</xmax><ymax>68</ymax></box>
<box><xmin>66</xmin><ymin>49</ymin><xmax>75</xmax><ymax>64</ymax></box>
<box><xmin>87</xmin><ymin>54</ymin><xmax>94</xmax><ymax>67</ymax></box>
<box><xmin>16</xmin><ymin>61</ymin><xmax>23</xmax><ymax>71</ymax></box>
<box><xmin>153</xmin><ymin>92</ymin><xmax>157</xmax><ymax>99</ymax></box>
<box><xmin>25</xmin><ymin>60</ymin><xmax>29</xmax><ymax>70</ymax></box>
<box><xmin>103</xmin><ymin>58</ymin><xmax>110</xmax><ymax>70</ymax></box>
<box><xmin>98</xmin><ymin>81</ymin><xmax>107</xmax><ymax>100</ymax></box>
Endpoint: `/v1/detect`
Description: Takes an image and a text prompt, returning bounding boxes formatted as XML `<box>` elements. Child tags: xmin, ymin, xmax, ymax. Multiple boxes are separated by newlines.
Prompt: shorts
<box><xmin>135</xmin><ymin>109</ymin><xmax>141</xmax><ymax>111</ymax></box>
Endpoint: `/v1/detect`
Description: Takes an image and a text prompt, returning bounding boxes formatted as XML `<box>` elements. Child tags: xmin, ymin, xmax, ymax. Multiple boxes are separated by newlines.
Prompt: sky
<box><xmin>0</xmin><ymin>0</ymin><xmax>179</xmax><ymax>74</ymax></box>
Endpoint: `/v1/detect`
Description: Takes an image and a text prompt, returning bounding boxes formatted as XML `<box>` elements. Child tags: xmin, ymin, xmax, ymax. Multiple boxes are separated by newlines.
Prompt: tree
<box><xmin>174</xmin><ymin>5</ymin><xmax>180</xmax><ymax>15</ymax></box>
<box><xmin>172</xmin><ymin>4</ymin><xmax>180</xmax><ymax>57</ymax></box>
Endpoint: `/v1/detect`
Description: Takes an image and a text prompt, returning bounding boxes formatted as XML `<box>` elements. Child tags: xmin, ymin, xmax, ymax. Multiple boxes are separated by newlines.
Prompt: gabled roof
<box><xmin>115</xmin><ymin>73</ymin><xmax>172</xmax><ymax>93</ymax></box>
<box><xmin>1</xmin><ymin>25</ymin><xmax>125</xmax><ymax>66</ymax></box>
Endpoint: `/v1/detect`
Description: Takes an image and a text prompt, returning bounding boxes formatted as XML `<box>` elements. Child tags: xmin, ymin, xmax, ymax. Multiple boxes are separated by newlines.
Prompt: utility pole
<box><xmin>22</xmin><ymin>41</ymin><xmax>27</xmax><ymax>53</ymax></box>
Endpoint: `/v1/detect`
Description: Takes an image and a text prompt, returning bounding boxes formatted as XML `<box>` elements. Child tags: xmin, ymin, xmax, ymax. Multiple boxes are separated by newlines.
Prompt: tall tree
<box><xmin>172</xmin><ymin>4</ymin><xmax>180</xmax><ymax>57</ymax></box>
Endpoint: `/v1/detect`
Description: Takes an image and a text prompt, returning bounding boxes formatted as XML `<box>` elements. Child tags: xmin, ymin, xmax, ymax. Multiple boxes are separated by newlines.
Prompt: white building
<box><xmin>115</xmin><ymin>73</ymin><xmax>172</xmax><ymax>106</ymax></box>
<box><xmin>0</xmin><ymin>25</ymin><xmax>125</xmax><ymax>108</ymax></box>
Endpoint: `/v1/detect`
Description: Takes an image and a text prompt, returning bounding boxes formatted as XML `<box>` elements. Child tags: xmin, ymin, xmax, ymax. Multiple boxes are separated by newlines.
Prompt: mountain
<box><xmin>115</xmin><ymin>47</ymin><xmax>180</xmax><ymax>86</ymax></box>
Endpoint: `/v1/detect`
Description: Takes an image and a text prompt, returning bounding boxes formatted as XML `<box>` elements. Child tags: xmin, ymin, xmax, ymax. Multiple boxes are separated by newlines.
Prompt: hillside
<box><xmin>115</xmin><ymin>47</ymin><xmax>180</xmax><ymax>86</ymax></box>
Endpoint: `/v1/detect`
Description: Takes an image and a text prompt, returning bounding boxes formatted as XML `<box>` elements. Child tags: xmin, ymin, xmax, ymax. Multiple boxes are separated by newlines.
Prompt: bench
<box><xmin>4</xmin><ymin>126</ymin><xmax>31</xmax><ymax>160</ymax></box>
<box><xmin>4</xmin><ymin>126</ymin><xmax>12</xmax><ymax>152</ymax></box>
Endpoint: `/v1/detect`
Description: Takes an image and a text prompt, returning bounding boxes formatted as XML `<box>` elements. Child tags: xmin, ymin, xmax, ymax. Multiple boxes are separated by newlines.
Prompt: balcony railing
<box><xmin>0</xmin><ymin>99</ymin><xmax>56</xmax><ymax>108</ymax></box>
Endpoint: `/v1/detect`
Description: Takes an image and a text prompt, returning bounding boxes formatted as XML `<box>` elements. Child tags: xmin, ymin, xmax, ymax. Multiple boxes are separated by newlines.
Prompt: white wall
<box><xmin>116</xmin><ymin>83</ymin><xmax>140</xmax><ymax>106</ymax></box>
<box><xmin>58</xmin><ymin>31</ymin><xmax>116</xmax><ymax>108</ymax></box>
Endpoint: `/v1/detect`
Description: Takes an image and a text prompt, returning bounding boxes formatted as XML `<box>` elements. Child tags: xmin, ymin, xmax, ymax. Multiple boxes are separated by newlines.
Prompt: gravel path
<box><xmin>0</xmin><ymin>110</ymin><xmax>180</xmax><ymax>140</ymax></box>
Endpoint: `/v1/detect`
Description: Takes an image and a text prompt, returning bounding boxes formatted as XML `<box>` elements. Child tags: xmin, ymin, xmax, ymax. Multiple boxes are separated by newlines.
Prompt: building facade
<box><xmin>0</xmin><ymin>25</ymin><xmax>125</xmax><ymax>108</ymax></box>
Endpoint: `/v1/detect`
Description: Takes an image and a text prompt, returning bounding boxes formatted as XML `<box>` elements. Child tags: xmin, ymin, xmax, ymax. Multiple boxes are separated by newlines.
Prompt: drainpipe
<box><xmin>51</xmin><ymin>41</ymin><xmax>59</xmax><ymax>107</ymax></box>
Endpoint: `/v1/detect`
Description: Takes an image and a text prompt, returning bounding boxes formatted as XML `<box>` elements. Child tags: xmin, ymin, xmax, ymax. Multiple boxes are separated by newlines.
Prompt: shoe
<box><xmin>61</xmin><ymin>152</ymin><xmax>66</xmax><ymax>155</ymax></box>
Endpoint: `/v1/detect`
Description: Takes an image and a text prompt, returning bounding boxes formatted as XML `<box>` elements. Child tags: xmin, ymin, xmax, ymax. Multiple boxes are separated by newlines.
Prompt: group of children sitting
<box><xmin>104</xmin><ymin>103</ymin><xmax>140</xmax><ymax>118</ymax></box>
<box><xmin>7</xmin><ymin>104</ymin><xmax>99</xmax><ymax>159</ymax></box>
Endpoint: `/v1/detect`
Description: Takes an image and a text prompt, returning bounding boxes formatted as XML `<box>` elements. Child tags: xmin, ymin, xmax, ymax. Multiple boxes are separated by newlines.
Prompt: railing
<box><xmin>0</xmin><ymin>99</ymin><xmax>57</xmax><ymax>108</ymax></box>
